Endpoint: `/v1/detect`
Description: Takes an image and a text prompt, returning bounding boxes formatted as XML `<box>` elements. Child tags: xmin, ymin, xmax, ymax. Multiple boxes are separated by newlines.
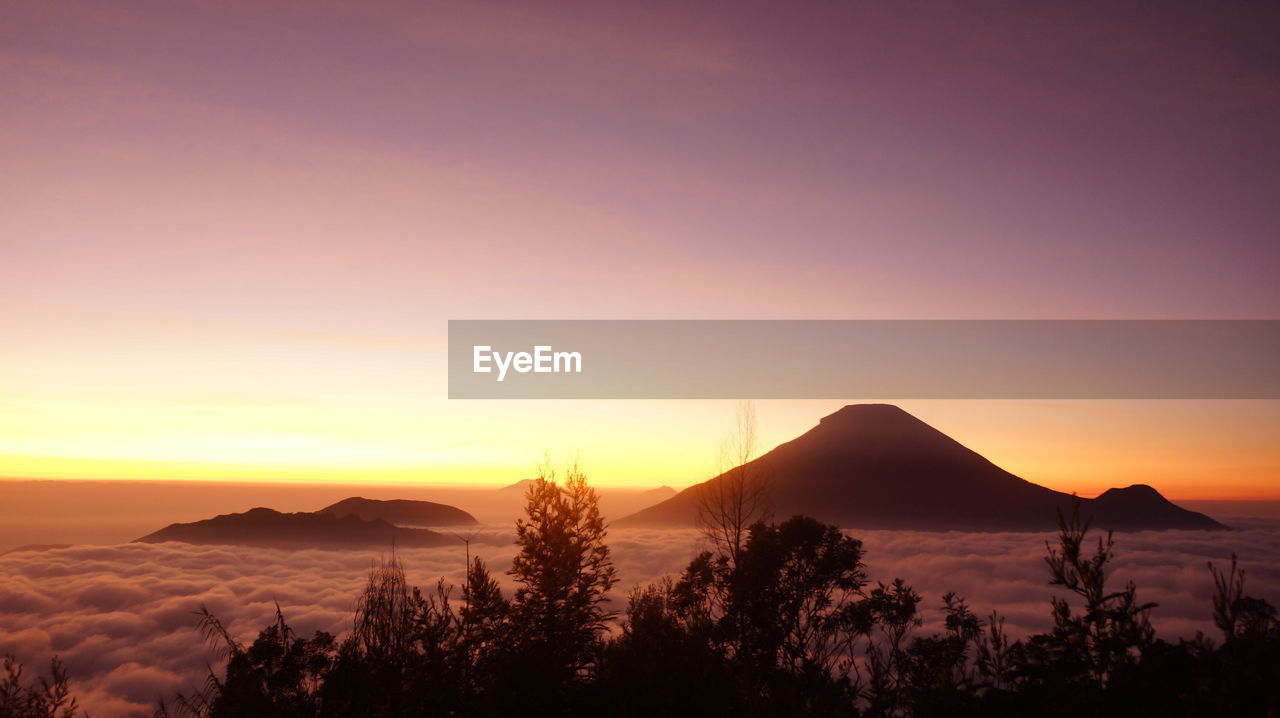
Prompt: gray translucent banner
<box><xmin>448</xmin><ymin>320</ymin><xmax>1279</xmax><ymax>399</ymax></box>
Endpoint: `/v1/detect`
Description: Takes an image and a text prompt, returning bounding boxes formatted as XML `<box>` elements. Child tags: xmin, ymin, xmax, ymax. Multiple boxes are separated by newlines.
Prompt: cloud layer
<box><xmin>2</xmin><ymin>521</ymin><xmax>1278</xmax><ymax>716</ymax></box>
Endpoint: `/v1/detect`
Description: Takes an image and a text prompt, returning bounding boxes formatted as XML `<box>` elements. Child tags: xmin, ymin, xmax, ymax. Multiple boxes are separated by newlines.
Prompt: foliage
<box><xmin>605</xmin><ymin>516</ymin><xmax>867</xmax><ymax>716</ymax></box>
<box><xmin>1037</xmin><ymin>506</ymin><xmax>1156</xmax><ymax>686</ymax></box>
<box><xmin>0</xmin><ymin>655</ymin><xmax>80</xmax><ymax>718</ymax></box>
<box><xmin>507</xmin><ymin>460</ymin><xmax>617</xmax><ymax>696</ymax></box>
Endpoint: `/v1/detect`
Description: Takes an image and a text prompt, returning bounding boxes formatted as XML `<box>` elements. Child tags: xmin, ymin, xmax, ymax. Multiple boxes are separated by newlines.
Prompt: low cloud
<box><xmin>2</xmin><ymin>521</ymin><xmax>1277</xmax><ymax>717</ymax></box>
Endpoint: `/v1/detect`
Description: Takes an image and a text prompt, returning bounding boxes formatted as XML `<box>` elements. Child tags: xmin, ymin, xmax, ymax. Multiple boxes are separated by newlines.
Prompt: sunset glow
<box><xmin>2</xmin><ymin>400</ymin><xmax>1277</xmax><ymax>500</ymax></box>
<box><xmin>3</xmin><ymin>2</ymin><xmax>1277</xmax><ymax>497</ymax></box>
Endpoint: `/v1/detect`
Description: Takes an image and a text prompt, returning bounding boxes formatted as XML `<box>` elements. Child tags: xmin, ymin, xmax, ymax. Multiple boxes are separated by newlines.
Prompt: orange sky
<box><xmin>2</xmin><ymin>2</ymin><xmax>1277</xmax><ymax>500</ymax></box>
<box><xmin>3</xmin><ymin>400</ymin><xmax>1278</xmax><ymax>501</ymax></box>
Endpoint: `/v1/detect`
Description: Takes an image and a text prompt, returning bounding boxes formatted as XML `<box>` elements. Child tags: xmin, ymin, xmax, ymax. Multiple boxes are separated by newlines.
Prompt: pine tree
<box><xmin>508</xmin><ymin>460</ymin><xmax>618</xmax><ymax>702</ymax></box>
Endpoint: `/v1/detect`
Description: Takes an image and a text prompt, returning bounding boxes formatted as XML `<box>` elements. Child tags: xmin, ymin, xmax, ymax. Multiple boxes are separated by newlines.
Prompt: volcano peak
<box><xmin>616</xmin><ymin>405</ymin><xmax>1224</xmax><ymax>531</ymax></box>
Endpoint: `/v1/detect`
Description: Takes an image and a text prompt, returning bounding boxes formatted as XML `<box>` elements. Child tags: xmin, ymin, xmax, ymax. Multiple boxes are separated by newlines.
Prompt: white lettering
<box><xmin>472</xmin><ymin>346</ymin><xmax>582</xmax><ymax>382</ymax></box>
<box><xmin>493</xmin><ymin>349</ymin><xmax>513</xmax><ymax>382</ymax></box>
<box><xmin>554</xmin><ymin>350</ymin><xmax>581</xmax><ymax>373</ymax></box>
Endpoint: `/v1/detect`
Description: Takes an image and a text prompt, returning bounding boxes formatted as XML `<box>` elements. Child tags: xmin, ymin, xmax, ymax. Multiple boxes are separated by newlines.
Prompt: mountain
<box><xmin>319</xmin><ymin>497</ymin><xmax>477</xmax><ymax>526</ymax></box>
<box><xmin>1083</xmin><ymin>485</ymin><xmax>1225</xmax><ymax>531</ymax></box>
<box><xmin>615</xmin><ymin>404</ymin><xmax>1225</xmax><ymax>532</ymax></box>
<box><xmin>135</xmin><ymin>507</ymin><xmax>458</xmax><ymax>549</ymax></box>
<box><xmin>639</xmin><ymin>485</ymin><xmax>678</xmax><ymax>500</ymax></box>
<box><xmin>499</xmin><ymin>479</ymin><xmax>538</xmax><ymax>492</ymax></box>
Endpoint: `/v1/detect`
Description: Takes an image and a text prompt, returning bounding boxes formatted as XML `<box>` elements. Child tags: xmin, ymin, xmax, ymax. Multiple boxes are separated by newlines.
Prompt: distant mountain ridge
<box><xmin>616</xmin><ymin>404</ymin><xmax>1225</xmax><ymax>532</ymax></box>
<box><xmin>134</xmin><ymin>507</ymin><xmax>457</xmax><ymax>549</ymax></box>
<box><xmin>639</xmin><ymin>485</ymin><xmax>678</xmax><ymax>499</ymax></box>
<box><xmin>320</xmin><ymin>497</ymin><xmax>478</xmax><ymax>526</ymax></box>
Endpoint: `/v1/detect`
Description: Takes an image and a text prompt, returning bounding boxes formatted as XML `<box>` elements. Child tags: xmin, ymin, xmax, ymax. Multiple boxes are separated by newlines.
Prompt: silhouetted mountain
<box><xmin>639</xmin><ymin>485</ymin><xmax>678</xmax><ymax>499</ymax></box>
<box><xmin>320</xmin><ymin>497</ymin><xmax>477</xmax><ymax>526</ymax></box>
<box><xmin>499</xmin><ymin>479</ymin><xmax>538</xmax><ymax>492</ymax></box>
<box><xmin>1084</xmin><ymin>484</ymin><xmax>1224</xmax><ymax>531</ymax></box>
<box><xmin>616</xmin><ymin>404</ymin><xmax>1225</xmax><ymax>531</ymax></box>
<box><xmin>134</xmin><ymin>507</ymin><xmax>457</xmax><ymax>549</ymax></box>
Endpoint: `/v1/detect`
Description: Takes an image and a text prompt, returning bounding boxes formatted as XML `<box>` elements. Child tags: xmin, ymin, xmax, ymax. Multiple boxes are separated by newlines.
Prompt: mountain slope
<box><xmin>134</xmin><ymin>507</ymin><xmax>458</xmax><ymax>549</ymax></box>
<box><xmin>319</xmin><ymin>497</ymin><xmax>477</xmax><ymax>526</ymax></box>
<box><xmin>615</xmin><ymin>404</ymin><xmax>1225</xmax><ymax>531</ymax></box>
<box><xmin>499</xmin><ymin>479</ymin><xmax>537</xmax><ymax>493</ymax></box>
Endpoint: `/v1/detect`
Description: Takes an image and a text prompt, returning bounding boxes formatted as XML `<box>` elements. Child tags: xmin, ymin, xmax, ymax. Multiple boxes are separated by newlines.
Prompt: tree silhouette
<box><xmin>1038</xmin><ymin>505</ymin><xmax>1156</xmax><ymax>687</ymax></box>
<box><xmin>594</xmin><ymin>578</ymin><xmax>735</xmax><ymax>716</ymax></box>
<box><xmin>145</xmin><ymin>485</ymin><xmax>1279</xmax><ymax>718</ymax></box>
<box><xmin>457</xmin><ymin>555</ymin><xmax>509</xmax><ymax>698</ymax></box>
<box><xmin>504</xmin><ymin>460</ymin><xmax>618</xmax><ymax>708</ymax></box>
<box><xmin>730</xmin><ymin>517</ymin><xmax>866</xmax><ymax>683</ymax></box>
<box><xmin>171</xmin><ymin>603</ymin><xmax>335</xmax><ymax>718</ymax></box>
<box><xmin>604</xmin><ymin>516</ymin><xmax>866</xmax><ymax>716</ymax></box>
<box><xmin>851</xmin><ymin>577</ymin><xmax>923</xmax><ymax>715</ymax></box>
<box><xmin>0</xmin><ymin>654</ymin><xmax>80</xmax><ymax>718</ymax></box>
<box><xmin>697</xmin><ymin>402</ymin><xmax>774</xmax><ymax>566</ymax></box>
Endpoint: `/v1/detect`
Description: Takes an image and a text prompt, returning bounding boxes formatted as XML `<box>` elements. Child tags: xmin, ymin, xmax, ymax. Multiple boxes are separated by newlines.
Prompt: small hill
<box><xmin>134</xmin><ymin>507</ymin><xmax>457</xmax><ymax>549</ymax></box>
<box><xmin>319</xmin><ymin>497</ymin><xmax>477</xmax><ymax>526</ymax></box>
<box><xmin>1084</xmin><ymin>484</ymin><xmax>1223</xmax><ymax>531</ymax></box>
<box><xmin>639</xmin><ymin>485</ymin><xmax>678</xmax><ymax>500</ymax></box>
<box><xmin>499</xmin><ymin>478</ymin><xmax>538</xmax><ymax>492</ymax></box>
<box><xmin>616</xmin><ymin>404</ymin><xmax>1225</xmax><ymax>532</ymax></box>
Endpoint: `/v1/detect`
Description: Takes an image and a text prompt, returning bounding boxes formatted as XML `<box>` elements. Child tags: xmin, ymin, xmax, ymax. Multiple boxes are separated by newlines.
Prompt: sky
<box><xmin>2</xmin><ymin>0</ymin><xmax>1278</xmax><ymax>498</ymax></box>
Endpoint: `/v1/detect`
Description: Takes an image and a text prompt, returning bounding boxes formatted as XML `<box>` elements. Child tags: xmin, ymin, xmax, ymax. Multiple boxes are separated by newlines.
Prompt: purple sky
<box><xmin>6</xmin><ymin>1</ymin><xmax>1277</xmax><ymax>320</ymax></box>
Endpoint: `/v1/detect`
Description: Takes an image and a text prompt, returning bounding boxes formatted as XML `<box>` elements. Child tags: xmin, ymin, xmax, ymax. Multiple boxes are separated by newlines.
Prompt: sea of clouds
<box><xmin>2</xmin><ymin>521</ymin><xmax>1278</xmax><ymax>717</ymax></box>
